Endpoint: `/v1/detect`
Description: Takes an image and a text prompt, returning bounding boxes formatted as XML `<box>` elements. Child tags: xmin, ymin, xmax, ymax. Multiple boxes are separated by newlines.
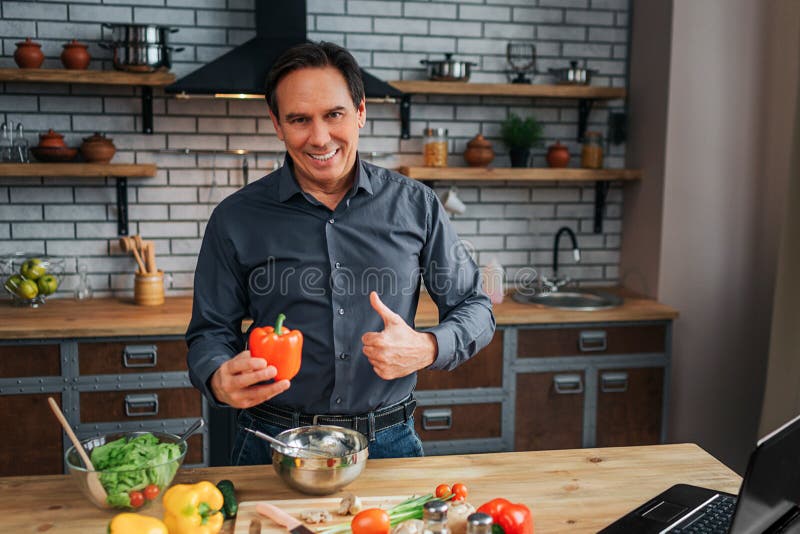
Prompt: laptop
<box><xmin>600</xmin><ymin>413</ymin><xmax>800</xmax><ymax>534</ymax></box>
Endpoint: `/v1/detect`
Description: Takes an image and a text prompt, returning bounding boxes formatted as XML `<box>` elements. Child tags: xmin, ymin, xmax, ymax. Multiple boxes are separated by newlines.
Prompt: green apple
<box><xmin>20</xmin><ymin>258</ymin><xmax>47</xmax><ymax>280</ymax></box>
<box><xmin>37</xmin><ymin>274</ymin><xmax>58</xmax><ymax>295</ymax></box>
<box><xmin>16</xmin><ymin>279</ymin><xmax>39</xmax><ymax>300</ymax></box>
<box><xmin>4</xmin><ymin>274</ymin><xmax>23</xmax><ymax>294</ymax></box>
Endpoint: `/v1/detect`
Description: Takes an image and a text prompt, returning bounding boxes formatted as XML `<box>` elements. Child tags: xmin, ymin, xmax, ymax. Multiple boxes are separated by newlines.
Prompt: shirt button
<box><xmin>338</xmin><ymin>352</ymin><xmax>348</xmax><ymax>360</ymax></box>
<box><xmin>335</xmin><ymin>262</ymin><xmax>341</xmax><ymax>269</ymax></box>
<box><xmin>338</xmin><ymin>308</ymin><xmax>345</xmax><ymax>316</ymax></box>
<box><xmin>335</xmin><ymin>397</ymin><xmax>342</xmax><ymax>405</ymax></box>
<box><xmin>328</xmin><ymin>218</ymin><xmax>335</xmax><ymax>224</ymax></box>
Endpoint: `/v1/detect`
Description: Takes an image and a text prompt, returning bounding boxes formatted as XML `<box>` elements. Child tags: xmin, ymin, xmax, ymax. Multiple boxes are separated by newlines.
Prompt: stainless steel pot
<box><xmin>420</xmin><ymin>53</ymin><xmax>476</xmax><ymax>82</ymax></box>
<box><xmin>548</xmin><ymin>60</ymin><xmax>598</xmax><ymax>85</ymax></box>
<box><xmin>102</xmin><ymin>23</ymin><xmax>178</xmax><ymax>45</ymax></box>
<box><xmin>99</xmin><ymin>42</ymin><xmax>183</xmax><ymax>72</ymax></box>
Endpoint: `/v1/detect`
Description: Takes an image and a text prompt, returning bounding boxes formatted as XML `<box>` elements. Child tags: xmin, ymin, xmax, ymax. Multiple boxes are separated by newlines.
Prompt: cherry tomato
<box><xmin>351</xmin><ymin>508</ymin><xmax>391</xmax><ymax>534</ymax></box>
<box><xmin>451</xmin><ymin>483</ymin><xmax>468</xmax><ymax>501</ymax></box>
<box><xmin>129</xmin><ymin>490</ymin><xmax>145</xmax><ymax>508</ymax></box>
<box><xmin>143</xmin><ymin>484</ymin><xmax>160</xmax><ymax>501</ymax></box>
<box><xmin>435</xmin><ymin>484</ymin><xmax>452</xmax><ymax>498</ymax></box>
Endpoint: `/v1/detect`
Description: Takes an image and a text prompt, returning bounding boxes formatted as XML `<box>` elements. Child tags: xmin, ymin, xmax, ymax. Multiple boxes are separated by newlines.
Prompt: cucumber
<box><xmin>217</xmin><ymin>479</ymin><xmax>238</xmax><ymax>519</ymax></box>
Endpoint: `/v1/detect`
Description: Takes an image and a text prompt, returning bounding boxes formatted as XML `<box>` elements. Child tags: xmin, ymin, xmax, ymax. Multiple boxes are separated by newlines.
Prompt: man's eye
<box><xmin>290</xmin><ymin>117</ymin><xmax>307</xmax><ymax>124</ymax></box>
<box><xmin>329</xmin><ymin>111</ymin><xmax>343</xmax><ymax>119</ymax></box>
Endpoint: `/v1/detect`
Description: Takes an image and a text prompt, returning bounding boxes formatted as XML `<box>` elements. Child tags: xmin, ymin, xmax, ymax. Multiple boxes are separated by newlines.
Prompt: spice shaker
<box><xmin>580</xmin><ymin>131</ymin><xmax>604</xmax><ymax>169</ymax></box>
<box><xmin>466</xmin><ymin>513</ymin><xmax>493</xmax><ymax>534</ymax></box>
<box><xmin>423</xmin><ymin>127</ymin><xmax>448</xmax><ymax>167</ymax></box>
<box><xmin>423</xmin><ymin>500</ymin><xmax>450</xmax><ymax>534</ymax></box>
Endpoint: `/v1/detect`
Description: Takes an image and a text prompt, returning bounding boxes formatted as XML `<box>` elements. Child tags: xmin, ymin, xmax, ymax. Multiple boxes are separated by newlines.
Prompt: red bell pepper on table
<box><xmin>477</xmin><ymin>498</ymin><xmax>534</xmax><ymax>534</ymax></box>
<box><xmin>249</xmin><ymin>313</ymin><xmax>303</xmax><ymax>381</ymax></box>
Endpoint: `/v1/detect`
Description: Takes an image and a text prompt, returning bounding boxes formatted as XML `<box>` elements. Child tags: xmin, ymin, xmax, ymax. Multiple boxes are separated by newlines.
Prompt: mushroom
<box><xmin>337</xmin><ymin>493</ymin><xmax>363</xmax><ymax>515</ymax></box>
<box><xmin>391</xmin><ymin>519</ymin><xmax>425</xmax><ymax>534</ymax></box>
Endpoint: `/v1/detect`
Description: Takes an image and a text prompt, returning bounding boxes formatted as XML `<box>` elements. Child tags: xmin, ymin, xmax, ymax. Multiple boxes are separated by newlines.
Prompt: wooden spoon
<box><xmin>48</xmin><ymin>397</ymin><xmax>109</xmax><ymax>507</ymax></box>
<box><xmin>119</xmin><ymin>236</ymin><xmax>147</xmax><ymax>274</ymax></box>
<box><xmin>144</xmin><ymin>240</ymin><xmax>157</xmax><ymax>274</ymax></box>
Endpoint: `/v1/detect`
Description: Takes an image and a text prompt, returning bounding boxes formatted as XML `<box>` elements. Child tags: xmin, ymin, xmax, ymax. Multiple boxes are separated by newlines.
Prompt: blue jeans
<box><xmin>232</xmin><ymin>409</ymin><xmax>424</xmax><ymax>465</ymax></box>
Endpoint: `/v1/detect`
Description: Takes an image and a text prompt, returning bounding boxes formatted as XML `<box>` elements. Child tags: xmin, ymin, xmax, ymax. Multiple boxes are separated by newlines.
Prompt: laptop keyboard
<box><xmin>672</xmin><ymin>494</ymin><xmax>738</xmax><ymax>533</ymax></box>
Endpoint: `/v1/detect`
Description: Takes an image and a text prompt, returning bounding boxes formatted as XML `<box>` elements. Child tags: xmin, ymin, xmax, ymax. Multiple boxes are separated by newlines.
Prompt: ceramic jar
<box><xmin>14</xmin><ymin>38</ymin><xmax>45</xmax><ymax>69</ymax></box>
<box><xmin>38</xmin><ymin>129</ymin><xmax>67</xmax><ymax>148</ymax></box>
<box><xmin>546</xmin><ymin>141</ymin><xmax>570</xmax><ymax>168</ymax></box>
<box><xmin>80</xmin><ymin>133</ymin><xmax>116</xmax><ymax>163</ymax></box>
<box><xmin>463</xmin><ymin>134</ymin><xmax>495</xmax><ymax>167</ymax></box>
<box><xmin>61</xmin><ymin>40</ymin><xmax>91</xmax><ymax>70</ymax></box>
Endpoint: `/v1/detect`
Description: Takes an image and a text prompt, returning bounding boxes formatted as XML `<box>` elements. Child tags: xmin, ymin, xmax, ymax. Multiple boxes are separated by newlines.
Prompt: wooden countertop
<box><xmin>0</xmin><ymin>288</ymin><xmax>677</xmax><ymax>340</ymax></box>
<box><xmin>0</xmin><ymin>444</ymin><xmax>739</xmax><ymax>533</ymax></box>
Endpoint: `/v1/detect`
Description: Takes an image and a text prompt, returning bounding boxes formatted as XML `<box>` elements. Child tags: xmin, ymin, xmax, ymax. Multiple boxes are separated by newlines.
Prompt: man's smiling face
<box><xmin>269</xmin><ymin>66</ymin><xmax>366</xmax><ymax>189</ymax></box>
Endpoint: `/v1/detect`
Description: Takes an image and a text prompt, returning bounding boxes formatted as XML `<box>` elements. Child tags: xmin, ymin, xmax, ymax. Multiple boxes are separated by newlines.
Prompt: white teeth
<box><xmin>308</xmin><ymin>149</ymin><xmax>337</xmax><ymax>161</ymax></box>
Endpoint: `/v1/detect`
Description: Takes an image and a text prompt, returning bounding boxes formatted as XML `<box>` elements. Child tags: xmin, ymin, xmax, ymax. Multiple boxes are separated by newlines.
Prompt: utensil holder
<box><xmin>134</xmin><ymin>270</ymin><xmax>164</xmax><ymax>306</ymax></box>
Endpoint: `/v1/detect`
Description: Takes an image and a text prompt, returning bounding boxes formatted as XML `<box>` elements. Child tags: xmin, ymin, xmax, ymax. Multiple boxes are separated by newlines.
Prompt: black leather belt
<box><xmin>246</xmin><ymin>396</ymin><xmax>416</xmax><ymax>441</ymax></box>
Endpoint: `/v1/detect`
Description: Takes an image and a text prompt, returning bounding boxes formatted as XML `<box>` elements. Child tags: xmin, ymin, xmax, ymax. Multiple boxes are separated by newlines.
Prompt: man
<box><xmin>186</xmin><ymin>41</ymin><xmax>495</xmax><ymax>464</ymax></box>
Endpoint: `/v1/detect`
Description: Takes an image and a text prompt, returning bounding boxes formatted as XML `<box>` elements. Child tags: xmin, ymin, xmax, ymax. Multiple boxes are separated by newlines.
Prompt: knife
<box><xmin>256</xmin><ymin>502</ymin><xmax>315</xmax><ymax>534</ymax></box>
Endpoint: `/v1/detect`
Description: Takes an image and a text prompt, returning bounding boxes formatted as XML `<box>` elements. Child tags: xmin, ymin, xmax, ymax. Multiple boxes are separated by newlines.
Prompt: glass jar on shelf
<box><xmin>580</xmin><ymin>131</ymin><xmax>604</xmax><ymax>169</ymax></box>
<box><xmin>423</xmin><ymin>127</ymin><xmax>448</xmax><ymax>167</ymax></box>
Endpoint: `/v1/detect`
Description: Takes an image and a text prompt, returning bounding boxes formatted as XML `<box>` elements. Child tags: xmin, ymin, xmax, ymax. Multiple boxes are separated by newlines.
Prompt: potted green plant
<box><xmin>500</xmin><ymin>113</ymin><xmax>543</xmax><ymax>167</ymax></box>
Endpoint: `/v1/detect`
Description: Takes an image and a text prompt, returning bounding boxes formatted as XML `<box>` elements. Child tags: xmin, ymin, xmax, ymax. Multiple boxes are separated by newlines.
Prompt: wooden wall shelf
<box><xmin>0</xmin><ymin>163</ymin><xmax>156</xmax><ymax>178</ymax></box>
<box><xmin>0</xmin><ymin>68</ymin><xmax>175</xmax><ymax>86</ymax></box>
<box><xmin>399</xmin><ymin>167</ymin><xmax>641</xmax><ymax>182</ymax></box>
<box><xmin>389</xmin><ymin>81</ymin><xmax>626</xmax><ymax>100</ymax></box>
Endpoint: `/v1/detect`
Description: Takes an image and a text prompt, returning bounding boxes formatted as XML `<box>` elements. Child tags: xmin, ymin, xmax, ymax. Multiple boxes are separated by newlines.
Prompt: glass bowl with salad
<box><xmin>65</xmin><ymin>431</ymin><xmax>187</xmax><ymax>510</ymax></box>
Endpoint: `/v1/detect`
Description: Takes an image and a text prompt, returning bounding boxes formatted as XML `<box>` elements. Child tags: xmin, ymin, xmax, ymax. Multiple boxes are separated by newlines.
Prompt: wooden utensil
<box><xmin>144</xmin><ymin>240</ymin><xmax>157</xmax><ymax>274</ymax></box>
<box><xmin>119</xmin><ymin>236</ymin><xmax>146</xmax><ymax>274</ymax></box>
<box><xmin>47</xmin><ymin>397</ymin><xmax>109</xmax><ymax>507</ymax></box>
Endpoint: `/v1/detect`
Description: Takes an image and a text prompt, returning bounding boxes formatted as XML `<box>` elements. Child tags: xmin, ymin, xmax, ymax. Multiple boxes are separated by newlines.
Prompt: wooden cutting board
<box><xmin>234</xmin><ymin>495</ymin><xmax>409</xmax><ymax>534</ymax></box>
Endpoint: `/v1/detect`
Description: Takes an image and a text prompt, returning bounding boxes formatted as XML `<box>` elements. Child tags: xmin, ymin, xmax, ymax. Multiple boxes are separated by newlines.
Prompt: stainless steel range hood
<box><xmin>165</xmin><ymin>0</ymin><xmax>402</xmax><ymax>100</ymax></box>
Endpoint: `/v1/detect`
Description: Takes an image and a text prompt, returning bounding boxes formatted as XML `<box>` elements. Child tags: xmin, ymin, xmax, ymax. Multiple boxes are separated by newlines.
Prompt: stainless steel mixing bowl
<box><xmin>271</xmin><ymin>425</ymin><xmax>369</xmax><ymax>495</ymax></box>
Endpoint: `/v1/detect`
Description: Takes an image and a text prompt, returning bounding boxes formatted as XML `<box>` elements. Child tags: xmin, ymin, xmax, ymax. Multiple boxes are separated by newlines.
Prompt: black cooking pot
<box><xmin>420</xmin><ymin>53</ymin><xmax>476</xmax><ymax>82</ymax></box>
<box><xmin>548</xmin><ymin>60</ymin><xmax>598</xmax><ymax>85</ymax></box>
<box><xmin>102</xmin><ymin>23</ymin><xmax>178</xmax><ymax>45</ymax></box>
<box><xmin>98</xmin><ymin>42</ymin><xmax>183</xmax><ymax>72</ymax></box>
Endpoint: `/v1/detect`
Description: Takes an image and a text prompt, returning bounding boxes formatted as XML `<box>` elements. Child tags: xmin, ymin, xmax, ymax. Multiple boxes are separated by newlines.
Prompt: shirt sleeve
<box><xmin>419</xmin><ymin>191</ymin><xmax>496</xmax><ymax>371</ymax></box>
<box><xmin>185</xmin><ymin>208</ymin><xmax>249</xmax><ymax>408</ymax></box>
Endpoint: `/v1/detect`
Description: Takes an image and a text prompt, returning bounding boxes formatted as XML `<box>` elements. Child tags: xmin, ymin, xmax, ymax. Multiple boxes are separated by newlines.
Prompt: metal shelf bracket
<box><xmin>593</xmin><ymin>181</ymin><xmax>610</xmax><ymax>234</ymax></box>
<box><xmin>400</xmin><ymin>95</ymin><xmax>411</xmax><ymax>139</ymax></box>
<box><xmin>578</xmin><ymin>98</ymin><xmax>594</xmax><ymax>141</ymax></box>
<box><xmin>116</xmin><ymin>177</ymin><xmax>129</xmax><ymax>236</ymax></box>
<box><xmin>141</xmin><ymin>86</ymin><xmax>154</xmax><ymax>135</ymax></box>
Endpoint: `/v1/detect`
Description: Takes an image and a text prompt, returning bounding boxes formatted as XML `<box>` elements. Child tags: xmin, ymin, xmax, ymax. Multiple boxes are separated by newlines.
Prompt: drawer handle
<box><xmin>578</xmin><ymin>330</ymin><xmax>607</xmax><ymax>352</ymax></box>
<box><xmin>421</xmin><ymin>408</ymin><xmax>452</xmax><ymax>431</ymax></box>
<box><xmin>123</xmin><ymin>345</ymin><xmax>158</xmax><ymax>368</ymax></box>
<box><xmin>124</xmin><ymin>393</ymin><xmax>159</xmax><ymax>417</ymax></box>
<box><xmin>553</xmin><ymin>374</ymin><xmax>584</xmax><ymax>394</ymax></box>
<box><xmin>601</xmin><ymin>372</ymin><xmax>629</xmax><ymax>393</ymax></box>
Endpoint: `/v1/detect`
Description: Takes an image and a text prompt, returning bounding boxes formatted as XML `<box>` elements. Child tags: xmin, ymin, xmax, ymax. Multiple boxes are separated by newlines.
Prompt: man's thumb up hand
<box><xmin>369</xmin><ymin>291</ymin><xmax>402</xmax><ymax>328</ymax></box>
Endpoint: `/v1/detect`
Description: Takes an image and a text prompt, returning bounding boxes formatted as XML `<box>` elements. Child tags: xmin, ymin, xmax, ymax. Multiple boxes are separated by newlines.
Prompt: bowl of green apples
<box><xmin>2</xmin><ymin>253</ymin><xmax>65</xmax><ymax>307</ymax></box>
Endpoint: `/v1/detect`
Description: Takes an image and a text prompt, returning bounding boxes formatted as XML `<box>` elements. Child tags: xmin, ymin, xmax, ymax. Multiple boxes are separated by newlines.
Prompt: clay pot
<box><xmin>546</xmin><ymin>141</ymin><xmax>571</xmax><ymax>168</ymax></box>
<box><xmin>37</xmin><ymin>129</ymin><xmax>67</xmax><ymax>148</ymax></box>
<box><xmin>80</xmin><ymin>133</ymin><xmax>116</xmax><ymax>163</ymax></box>
<box><xmin>61</xmin><ymin>40</ymin><xmax>91</xmax><ymax>70</ymax></box>
<box><xmin>14</xmin><ymin>38</ymin><xmax>45</xmax><ymax>69</ymax></box>
<box><xmin>463</xmin><ymin>134</ymin><xmax>495</xmax><ymax>167</ymax></box>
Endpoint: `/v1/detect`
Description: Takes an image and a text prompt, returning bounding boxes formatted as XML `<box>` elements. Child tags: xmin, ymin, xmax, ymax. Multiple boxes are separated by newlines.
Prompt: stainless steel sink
<box><xmin>512</xmin><ymin>289</ymin><xmax>623</xmax><ymax>311</ymax></box>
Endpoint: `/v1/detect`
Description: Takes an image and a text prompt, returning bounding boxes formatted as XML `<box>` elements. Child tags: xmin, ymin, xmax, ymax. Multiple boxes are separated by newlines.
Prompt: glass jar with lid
<box><xmin>580</xmin><ymin>131</ymin><xmax>604</xmax><ymax>169</ymax></box>
<box><xmin>423</xmin><ymin>127</ymin><xmax>448</xmax><ymax>167</ymax></box>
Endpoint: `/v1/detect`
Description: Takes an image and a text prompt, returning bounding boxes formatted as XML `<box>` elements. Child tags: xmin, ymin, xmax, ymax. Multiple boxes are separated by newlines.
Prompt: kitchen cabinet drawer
<box><xmin>416</xmin><ymin>331</ymin><xmax>503</xmax><ymax>390</ymax></box>
<box><xmin>596</xmin><ymin>367</ymin><xmax>663</xmax><ymax>447</ymax></box>
<box><xmin>515</xmin><ymin>371</ymin><xmax>584</xmax><ymax>450</ymax></box>
<box><xmin>77</xmin><ymin>340</ymin><xmax>187</xmax><ymax>375</ymax></box>
<box><xmin>517</xmin><ymin>325</ymin><xmax>665</xmax><ymax>358</ymax></box>
<box><xmin>79</xmin><ymin>388</ymin><xmax>201</xmax><ymax>423</ymax></box>
<box><xmin>414</xmin><ymin>402</ymin><xmax>502</xmax><ymax>442</ymax></box>
<box><xmin>0</xmin><ymin>344</ymin><xmax>60</xmax><ymax>378</ymax></box>
<box><xmin>0</xmin><ymin>393</ymin><xmax>64</xmax><ymax>476</ymax></box>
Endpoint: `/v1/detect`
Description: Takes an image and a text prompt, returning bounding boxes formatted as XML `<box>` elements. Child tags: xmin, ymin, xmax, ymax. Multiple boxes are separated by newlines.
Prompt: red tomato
<box><xmin>351</xmin><ymin>508</ymin><xmax>391</xmax><ymax>534</ymax></box>
<box><xmin>452</xmin><ymin>483</ymin><xmax>468</xmax><ymax>501</ymax></box>
<box><xmin>435</xmin><ymin>484</ymin><xmax>452</xmax><ymax>498</ymax></box>
<box><xmin>143</xmin><ymin>484</ymin><xmax>160</xmax><ymax>501</ymax></box>
<box><xmin>129</xmin><ymin>490</ymin><xmax>145</xmax><ymax>508</ymax></box>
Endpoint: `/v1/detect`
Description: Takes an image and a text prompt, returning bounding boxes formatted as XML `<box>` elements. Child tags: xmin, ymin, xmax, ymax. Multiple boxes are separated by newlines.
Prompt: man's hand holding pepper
<box><xmin>361</xmin><ymin>291</ymin><xmax>438</xmax><ymax>380</ymax></box>
<box><xmin>210</xmin><ymin>350</ymin><xmax>290</xmax><ymax>408</ymax></box>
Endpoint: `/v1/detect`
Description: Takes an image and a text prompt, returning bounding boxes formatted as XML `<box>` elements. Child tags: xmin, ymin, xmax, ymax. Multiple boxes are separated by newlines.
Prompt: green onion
<box><xmin>317</xmin><ymin>493</ymin><xmax>453</xmax><ymax>534</ymax></box>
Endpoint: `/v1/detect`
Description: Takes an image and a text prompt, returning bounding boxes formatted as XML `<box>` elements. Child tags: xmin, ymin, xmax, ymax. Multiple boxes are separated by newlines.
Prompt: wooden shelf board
<box><xmin>0</xmin><ymin>68</ymin><xmax>175</xmax><ymax>86</ymax></box>
<box><xmin>389</xmin><ymin>80</ymin><xmax>626</xmax><ymax>99</ymax></box>
<box><xmin>0</xmin><ymin>163</ymin><xmax>157</xmax><ymax>177</ymax></box>
<box><xmin>398</xmin><ymin>166</ymin><xmax>641</xmax><ymax>181</ymax></box>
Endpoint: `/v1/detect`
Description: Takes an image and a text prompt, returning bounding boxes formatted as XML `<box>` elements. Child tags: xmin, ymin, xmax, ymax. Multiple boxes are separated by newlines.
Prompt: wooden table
<box><xmin>0</xmin><ymin>444</ymin><xmax>739</xmax><ymax>533</ymax></box>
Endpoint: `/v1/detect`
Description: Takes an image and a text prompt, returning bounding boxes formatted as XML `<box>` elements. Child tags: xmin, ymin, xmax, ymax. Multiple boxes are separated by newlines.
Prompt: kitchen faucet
<box><xmin>541</xmin><ymin>226</ymin><xmax>581</xmax><ymax>292</ymax></box>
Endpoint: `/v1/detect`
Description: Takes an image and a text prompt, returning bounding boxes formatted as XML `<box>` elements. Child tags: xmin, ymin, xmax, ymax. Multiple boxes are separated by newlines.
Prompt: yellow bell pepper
<box><xmin>162</xmin><ymin>481</ymin><xmax>224</xmax><ymax>534</ymax></box>
<box><xmin>108</xmin><ymin>512</ymin><xmax>168</xmax><ymax>534</ymax></box>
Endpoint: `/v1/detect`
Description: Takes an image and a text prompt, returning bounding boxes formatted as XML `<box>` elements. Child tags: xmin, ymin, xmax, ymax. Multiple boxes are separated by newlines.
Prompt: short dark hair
<box><xmin>265</xmin><ymin>41</ymin><xmax>365</xmax><ymax>119</ymax></box>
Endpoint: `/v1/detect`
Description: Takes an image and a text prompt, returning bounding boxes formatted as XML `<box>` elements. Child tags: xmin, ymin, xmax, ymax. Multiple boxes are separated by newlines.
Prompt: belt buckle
<box><xmin>312</xmin><ymin>414</ymin><xmax>321</xmax><ymax>426</ymax></box>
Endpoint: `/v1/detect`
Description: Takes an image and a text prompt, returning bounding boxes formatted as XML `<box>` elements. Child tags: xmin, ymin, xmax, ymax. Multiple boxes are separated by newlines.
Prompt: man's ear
<box><xmin>357</xmin><ymin>99</ymin><xmax>366</xmax><ymax>129</ymax></box>
<box><xmin>268</xmin><ymin>108</ymin><xmax>285</xmax><ymax>141</ymax></box>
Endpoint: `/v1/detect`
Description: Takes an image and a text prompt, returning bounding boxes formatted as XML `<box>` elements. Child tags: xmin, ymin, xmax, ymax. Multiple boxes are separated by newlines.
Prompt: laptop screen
<box><xmin>730</xmin><ymin>413</ymin><xmax>800</xmax><ymax>533</ymax></box>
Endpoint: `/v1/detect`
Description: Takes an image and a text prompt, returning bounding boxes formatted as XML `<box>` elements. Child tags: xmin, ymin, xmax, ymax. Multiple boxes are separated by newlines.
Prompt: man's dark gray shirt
<box><xmin>186</xmin><ymin>155</ymin><xmax>495</xmax><ymax>415</ymax></box>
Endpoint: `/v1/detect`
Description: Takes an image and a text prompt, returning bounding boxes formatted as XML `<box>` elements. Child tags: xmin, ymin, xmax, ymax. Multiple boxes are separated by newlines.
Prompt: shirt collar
<box><xmin>277</xmin><ymin>153</ymin><xmax>373</xmax><ymax>203</ymax></box>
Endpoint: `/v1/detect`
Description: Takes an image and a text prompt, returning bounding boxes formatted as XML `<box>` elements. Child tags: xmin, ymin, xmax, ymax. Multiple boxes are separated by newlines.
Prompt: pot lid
<box><xmin>467</xmin><ymin>134</ymin><xmax>492</xmax><ymax>148</ymax></box>
<box><xmin>82</xmin><ymin>132</ymin><xmax>114</xmax><ymax>143</ymax></box>
<box><xmin>63</xmin><ymin>39</ymin><xmax>88</xmax><ymax>48</ymax></box>
<box><xmin>420</xmin><ymin>52</ymin><xmax>477</xmax><ymax>66</ymax></box>
<box><xmin>16</xmin><ymin>37</ymin><xmax>41</xmax><ymax>48</ymax></box>
<box><xmin>39</xmin><ymin>129</ymin><xmax>64</xmax><ymax>140</ymax></box>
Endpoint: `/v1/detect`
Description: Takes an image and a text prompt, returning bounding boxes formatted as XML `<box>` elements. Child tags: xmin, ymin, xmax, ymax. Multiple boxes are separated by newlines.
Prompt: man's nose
<box><xmin>308</xmin><ymin>119</ymin><xmax>331</xmax><ymax>146</ymax></box>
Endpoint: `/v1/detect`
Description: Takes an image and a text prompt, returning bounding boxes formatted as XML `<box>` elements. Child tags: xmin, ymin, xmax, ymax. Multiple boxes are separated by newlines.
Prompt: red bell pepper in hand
<box><xmin>249</xmin><ymin>313</ymin><xmax>303</xmax><ymax>381</ymax></box>
<box><xmin>477</xmin><ymin>498</ymin><xmax>534</xmax><ymax>534</ymax></box>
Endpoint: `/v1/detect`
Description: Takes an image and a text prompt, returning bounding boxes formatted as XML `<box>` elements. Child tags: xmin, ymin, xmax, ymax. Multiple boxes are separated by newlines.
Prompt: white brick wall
<box><xmin>1</xmin><ymin>0</ymin><xmax>629</xmax><ymax>298</ymax></box>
